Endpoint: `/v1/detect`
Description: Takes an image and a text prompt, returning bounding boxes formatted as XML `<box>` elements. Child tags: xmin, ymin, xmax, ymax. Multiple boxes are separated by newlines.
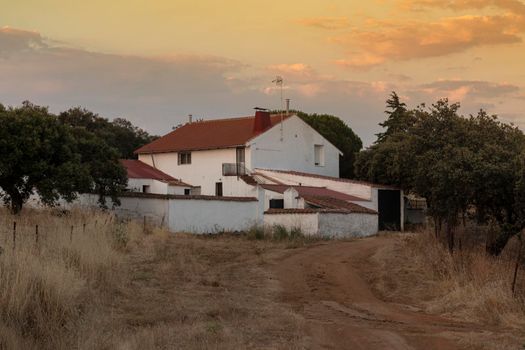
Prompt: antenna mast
<box><xmin>272</xmin><ymin>76</ymin><xmax>284</xmax><ymax>141</ymax></box>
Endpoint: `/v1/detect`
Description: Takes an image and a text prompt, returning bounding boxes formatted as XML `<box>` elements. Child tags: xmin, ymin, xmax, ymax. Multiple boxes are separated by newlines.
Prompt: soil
<box><xmin>271</xmin><ymin>236</ymin><xmax>512</xmax><ymax>350</ymax></box>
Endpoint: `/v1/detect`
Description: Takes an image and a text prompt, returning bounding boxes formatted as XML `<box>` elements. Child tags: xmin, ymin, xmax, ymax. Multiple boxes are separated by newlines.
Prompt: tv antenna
<box><xmin>272</xmin><ymin>76</ymin><xmax>284</xmax><ymax>141</ymax></box>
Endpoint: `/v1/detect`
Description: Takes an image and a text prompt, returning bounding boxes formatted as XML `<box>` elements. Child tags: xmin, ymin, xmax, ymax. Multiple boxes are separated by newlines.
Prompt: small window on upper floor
<box><xmin>178</xmin><ymin>152</ymin><xmax>191</xmax><ymax>165</ymax></box>
<box><xmin>184</xmin><ymin>188</ymin><xmax>191</xmax><ymax>195</ymax></box>
<box><xmin>314</xmin><ymin>144</ymin><xmax>325</xmax><ymax>166</ymax></box>
<box><xmin>142</xmin><ymin>185</ymin><xmax>150</xmax><ymax>193</ymax></box>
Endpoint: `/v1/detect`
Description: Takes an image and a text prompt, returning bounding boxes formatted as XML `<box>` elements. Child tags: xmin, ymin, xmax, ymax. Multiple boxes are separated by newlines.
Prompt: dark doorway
<box><xmin>378</xmin><ymin>189</ymin><xmax>401</xmax><ymax>231</ymax></box>
<box><xmin>215</xmin><ymin>182</ymin><xmax>223</xmax><ymax>197</ymax></box>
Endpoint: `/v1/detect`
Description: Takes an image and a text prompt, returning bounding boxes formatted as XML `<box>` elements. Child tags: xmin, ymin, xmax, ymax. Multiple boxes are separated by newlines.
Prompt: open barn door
<box><xmin>378</xmin><ymin>189</ymin><xmax>401</xmax><ymax>231</ymax></box>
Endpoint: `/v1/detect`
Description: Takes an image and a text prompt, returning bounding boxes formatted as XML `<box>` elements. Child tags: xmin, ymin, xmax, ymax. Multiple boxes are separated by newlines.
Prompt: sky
<box><xmin>1</xmin><ymin>0</ymin><xmax>524</xmax><ymax>146</ymax></box>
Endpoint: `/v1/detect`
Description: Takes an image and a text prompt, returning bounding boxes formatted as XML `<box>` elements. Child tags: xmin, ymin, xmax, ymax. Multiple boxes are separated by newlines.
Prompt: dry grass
<box><xmin>0</xmin><ymin>208</ymin><xmax>305</xmax><ymax>349</ymax></box>
<box><xmin>367</xmin><ymin>231</ymin><xmax>525</xmax><ymax>345</ymax></box>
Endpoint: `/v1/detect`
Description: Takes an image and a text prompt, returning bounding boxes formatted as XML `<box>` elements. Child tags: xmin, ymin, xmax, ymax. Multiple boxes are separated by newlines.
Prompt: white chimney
<box><xmin>285</xmin><ymin>99</ymin><xmax>290</xmax><ymax>114</ymax></box>
<box><xmin>188</xmin><ymin>114</ymin><xmax>193</xmax><ymax>123</ymax></box>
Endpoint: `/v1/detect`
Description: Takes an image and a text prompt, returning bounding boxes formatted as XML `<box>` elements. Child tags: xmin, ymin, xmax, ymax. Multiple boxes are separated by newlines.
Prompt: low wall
<box><xmin>64</xmin><ymin>193</ymin><xmax>260</xmax><ymax>234</ymax></box>
<box><xmin>263</xmin><ymin>212</ymin><xmax>319</xmax><ymax>235</ymax></box>
<box><xmin>317</xmin><ymin>212</ymin><xmax>378</xmax><ymax>237</ymax></box>
<box><xmin>264</xmin><ymin>209</ymin><xmax>378</xmax><ymax>237</ymax></box>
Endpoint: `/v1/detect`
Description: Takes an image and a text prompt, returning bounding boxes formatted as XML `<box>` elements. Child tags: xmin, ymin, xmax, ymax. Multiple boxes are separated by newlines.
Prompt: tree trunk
<box><xmin>486</xmin><ymin>228</ymin><xmax>517</xmax><ymax>256</ymax></box>
<box><xmin>446</xmin><ymin>223</ymin><xmax>454</xmax><ymax>254</ymax></box>
<box><xmin>8</xmin><ymin>191</ymin><xmax>24</xmax><ymax>215</ymax></box>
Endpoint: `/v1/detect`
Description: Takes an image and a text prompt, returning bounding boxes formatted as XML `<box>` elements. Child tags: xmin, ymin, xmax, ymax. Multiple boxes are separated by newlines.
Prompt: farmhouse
<box><xmin>112</xmin><ymin>110</ymin><xmax>405</xmax><ymax>236</ymax></box>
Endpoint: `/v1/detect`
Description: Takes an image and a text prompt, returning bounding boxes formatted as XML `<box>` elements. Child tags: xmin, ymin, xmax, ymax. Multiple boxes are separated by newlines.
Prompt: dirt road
<box><xmin>272</xmin><ymin>236</ymin><xmax>494</xmax><ymax>350</ymax></box>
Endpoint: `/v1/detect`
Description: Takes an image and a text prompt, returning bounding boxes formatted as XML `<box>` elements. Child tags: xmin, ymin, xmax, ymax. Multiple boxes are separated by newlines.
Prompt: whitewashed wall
<box><xmin>168</xmin><ymin>198</ymin><xmax>260</xmax><ymax>233</ymax></box>
<box><xmin>318</xmin><ymin>213</ymin><xmax>378</xmax><ymax>237</ymax></box>
<box><xmin>249</xmin><ymin>116</ymin><xmax>340</xmax><ymax>177</ymax></box>
<box><xmin>128</xmin><ymin>178</ymin><xmax>167</xmax><ymax>194</ymax></box>
<box><xmin>138</xmin><ymin>149</ymin><xmax>255</xmax><ymax>197</ymax></box>
<box><xmin>264</xmin><ymin>212</ymin><xmax>319</xmax><ymax>235</ymax></box>
<box><xmin>264</xmin><ymin>211</ymin><xmax>379</xmax><ymax>237</ymax></box>
<box><xmin>255</xmin><ymin>169</ymin><xmax>374</xmax><ymax>201</ymax></box>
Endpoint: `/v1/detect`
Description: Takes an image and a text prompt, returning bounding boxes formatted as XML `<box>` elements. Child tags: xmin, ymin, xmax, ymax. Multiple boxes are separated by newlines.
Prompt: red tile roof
<box><xmin>265</xmin><ymin>208</ymin><xmax>374</xmax><ymax>215</ymax></box>
<box><xmin>260</xmin><ymin>184</ymin><xmax>369</xmax><ymax>202</ymax></box>
<box><xmin>135</xmin><ymin>114</ymin><xmax>292</xmax><ymax>154</ymax></box>
<box><xmin>119</xmin><ymin>192</ymin><xmax>257</xmax><ymax>202</ymax></box>
<box><xmin>121</xmin><ymin>160</ymin><xmax>190</xmax><ymax>187</ymax></box>
<box><xmin>303</xmin><ymin>196</ymin><xmax>377</xmax><ymax>214</ymax></box>
<box><xmin>257</xmin><ymin>169</ymin><xmax>399</xmax><ymax>189</ymax></box>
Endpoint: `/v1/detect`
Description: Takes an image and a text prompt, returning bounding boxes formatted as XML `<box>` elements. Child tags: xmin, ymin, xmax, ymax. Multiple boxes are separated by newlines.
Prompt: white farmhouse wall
<box><xmin>138</xmin><ymin>149</ymin><xmax>255</xmax><ymax>197</ymax></box>
<box><xmin>254</xmin><ymin>169</ymin><xmax>374</xmax><ymax>202</ymax></box>
<box><xmin>249</xmin><ymin>116</ymin><xmax>340</xmax><ymax>177</ymax></box>
<box><xmin>264</xmin><ymin>211</ymin><xmax>378</xmax><ymax>238</ymax></box>
<box><xmin>264</xmin><ymin>213</ymin><xmax>319</xmax><ymax>235</ymax></box>
<box><xmin>168</xmin><ymin>199</ymin><xmax>260</xmax><ymax>233</ymax></box>
<box><xmin>318</xmin><ymin>213</ymin><xmax>378</xmax><ymax>237</ymax></box>
<box><xmin>127</xmin><ymin>178</ymin><xmax>169</xmax><ymax>194</ymax></box>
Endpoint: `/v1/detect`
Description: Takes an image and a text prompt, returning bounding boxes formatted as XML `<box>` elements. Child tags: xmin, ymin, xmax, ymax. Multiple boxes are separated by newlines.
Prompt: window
<box><xmin>215</xmin><ymin>182</ymin><xmax>223</xmax><ymax>197</ymax></box>
<box><xmin>184</xmin><ymin>188</ymin><xmax>191</xmax><ymax>196</ymax></box>
<box><xmin>314</xmin><ymin>144</ymin><xmax>325</xmax><ymax>166</ymax></box>
<box><xmin>178</xmin><ymin>152</ymin><xmax>191</xmax><ymax>165</ymax></box>
<box><xmin>142</xmin><ymin>185</ymin><xmax>150</xmax><ymax>193</ymax></box>
<box><xmin>269</xmin><ymin>199</ymin><xmax>284</xmax><ymax>209</ymax></box>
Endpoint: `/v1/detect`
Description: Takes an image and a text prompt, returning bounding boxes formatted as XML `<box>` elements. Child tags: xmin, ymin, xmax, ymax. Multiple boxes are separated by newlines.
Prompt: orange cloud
<box><xmin>331</xmin><ymin>13</ymin><xmax>525</xmax><ymax>68</ymax></box>
<box><xmin>267</xmin><ymin>63</ymin><xmax>315</xmax><ymax>78</ymax></box>
<box><xmin>402</xmin><ymin>0</ymin><xmax>525</xmax><ymax>14</ymax></box>
<box><xmin>334</xmin><ymin>55</ymin><xmax>385</xmax><ymax>70</ymax></box>
<box><xmin>296</xmin><ymin>17</ymin><xmax>350</xmax><ymax>30</ymax></box>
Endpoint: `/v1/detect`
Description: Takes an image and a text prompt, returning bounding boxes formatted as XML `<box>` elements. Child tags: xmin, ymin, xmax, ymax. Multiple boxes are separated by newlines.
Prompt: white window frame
<box><xmin>178</xmin><ymin>152</ymin><xmax>192</xmax><ymax>165</ymax></box>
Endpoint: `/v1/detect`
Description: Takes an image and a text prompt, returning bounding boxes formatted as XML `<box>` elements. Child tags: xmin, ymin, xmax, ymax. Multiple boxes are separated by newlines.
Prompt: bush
<box><xmin>272</xmin><ymin>225</ymin><xmax>289</xmax><ymax>241</ymax></box>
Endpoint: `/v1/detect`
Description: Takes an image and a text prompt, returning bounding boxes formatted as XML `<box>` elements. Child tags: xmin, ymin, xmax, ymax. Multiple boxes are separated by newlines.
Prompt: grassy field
<box><xmin>0</xmin><ymin>208</ymin><xmax>308</xmax><ymax>349</ymax></box>
<box><xmin>1</xmin><ymin>209</ymin><xmax>523</xmax><ymax>349</ymax></box>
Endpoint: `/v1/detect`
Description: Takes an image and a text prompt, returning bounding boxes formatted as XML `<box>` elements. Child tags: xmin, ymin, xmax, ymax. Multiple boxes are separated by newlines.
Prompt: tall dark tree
<box><xmin>375</xmin><ymin>92</ymin><xmax>416</xmax><ymax>144</ymax></box>
<box><xmin>294</xmin><ymin>111</ymin><xmax>363</xmax><ymax>178</ymax></box>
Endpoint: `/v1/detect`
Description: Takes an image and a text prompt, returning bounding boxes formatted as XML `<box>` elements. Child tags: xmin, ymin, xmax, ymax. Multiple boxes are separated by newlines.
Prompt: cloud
<box><xmin>296</xmin><ymin>17</ymin><xmax>350</xmax><ymax>30</ymax></box>
<box><xmin>0</xmin><ymin>26</ymin><xmax>48</xmax><ymax>54</ymax></box>
<box><xmin>419</xmin><ymin>80</ymin><xmax>521</xmax><ymax>100</ymax></box>
<box><xmin>402</xmin><ymin>0</ymin><xmax>525</xmax><ymax>14</ymax></box>
<box><xmin>332</xmin><ymin>14</ymin><xmax>525</xmax><ymax>67</ymax></box>
<box><xmin>334</xmin><ymin>55</ymin><xmax>386</xmax><ymax>70</ymax></box>
<box><xmin>266</xmin><ymin>63</ymin><xmax>316</xmax><ymax>79</ymax></box>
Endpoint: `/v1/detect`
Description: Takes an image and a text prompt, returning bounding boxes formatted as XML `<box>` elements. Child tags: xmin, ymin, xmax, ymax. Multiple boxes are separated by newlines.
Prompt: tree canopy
<box><xmin>355</xmin><ymin>92</ymin><xmax>525</xmax><ymax>255</ymax></box>
<box><xmin>293</xmin><ymin>111</ymin><xmax>363</xmax><ymax>178</ymax></box>
<box><xmin>58</xmin><ymin>107</ymin><xmax>157</xmax><ymax>159</ymax></box>
<box><xmin>0</xmin><ymin>102</ymin><xmax>147</xmax><ymax>214</ymax></box>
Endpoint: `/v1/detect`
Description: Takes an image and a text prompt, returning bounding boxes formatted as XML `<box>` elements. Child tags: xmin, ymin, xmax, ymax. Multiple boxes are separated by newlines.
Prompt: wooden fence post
<box><xmin>83</xmin><ymin>223</ymin><xmax>86</xmax><ymax>234</ymax></box>
<box><xmin>512</xmin><ymin>233</ymin><xmax>523</xmax><ymax>296</ymax></box>
<box><xmin>12</xmin><ymin>221</ymin><xmax>16</xmax><ymax>250</ymax></box>
<box><xmin>35</xmin><ymin>225</ymin><xmax>39</xmax><ymax>245</ymax></box>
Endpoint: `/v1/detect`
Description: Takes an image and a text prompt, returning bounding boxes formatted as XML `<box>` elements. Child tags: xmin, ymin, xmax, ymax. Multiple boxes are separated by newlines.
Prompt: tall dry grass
<box><xmin>0</xmin><ymin>207</ymin><xmax>144</xmax><ymax>349</ymax></box>
<box><xmin>397</xmin><ymin>231</ymin><xmax>525</xmax><ymax>327</ymax></box>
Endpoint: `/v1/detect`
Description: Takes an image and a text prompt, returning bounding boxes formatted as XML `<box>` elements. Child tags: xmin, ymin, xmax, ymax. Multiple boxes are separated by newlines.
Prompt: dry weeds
<box><xmin>367</xmin><ymin>231</ymin><xmax>525</xmax><ymax>349</ymax></box>
<box><xmin>0</xmin><ymin>208</ymin><xmax>305</xmax><ymax>349</ymax></box>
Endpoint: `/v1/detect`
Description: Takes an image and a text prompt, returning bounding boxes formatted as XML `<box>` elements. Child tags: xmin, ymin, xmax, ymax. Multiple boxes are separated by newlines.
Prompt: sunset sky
<box><xmin>1</xmin><ymin>0</ymin><xmax>524</xmax><ymax>145</ymax></box>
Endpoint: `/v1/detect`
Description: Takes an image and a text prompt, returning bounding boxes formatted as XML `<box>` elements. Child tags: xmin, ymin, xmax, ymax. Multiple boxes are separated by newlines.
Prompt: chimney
<box><xmin>188</xmin><ymin>114</ymin><xmax>193</xmax><ymax>123</ymax></box>
<box><xmin>253</xmin><ymin>109</ymin><xmax>271</xmax><ymax>133</ymax></box>
<box><xmin>285</xmin><ymin>99</ymin><xmax>290</xmax><ymax>115</ymax></box>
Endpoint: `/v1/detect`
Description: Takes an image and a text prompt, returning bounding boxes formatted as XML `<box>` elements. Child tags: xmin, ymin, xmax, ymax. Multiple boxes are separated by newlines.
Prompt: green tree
<box><xmin>0</xmin><ymin>102</ymin><xmax>88</xmax><ymax>213</ymax></box>
<box><xmin>294</xmin><ymin>111</ymin><xmax>363</xmax><ymax>178</ymax></box>
<box><xmin>58</xmin><ymin>107</ymin><xmax>157</xmax><ymax>159</ymax></box>
<box><xmin>356</xmin><ymin>95</ymin><xmax>525</xmax><ymax>255</ymax></box>
<box><xmin>375</xmin><ymin>91</ymin><xmax>416</xmax><ymax>144</ymax></box>
<box><xmin>0</xmin><ymin>102</ymin><xmax>128</xmax><ymax>213</ymax></box>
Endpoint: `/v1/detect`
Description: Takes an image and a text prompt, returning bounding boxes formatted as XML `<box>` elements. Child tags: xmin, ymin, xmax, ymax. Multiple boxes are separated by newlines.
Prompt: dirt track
<box><xmin>272</xmin><ymin>236</ymin><xmax>495</xmax><ymax>350</ymax></box>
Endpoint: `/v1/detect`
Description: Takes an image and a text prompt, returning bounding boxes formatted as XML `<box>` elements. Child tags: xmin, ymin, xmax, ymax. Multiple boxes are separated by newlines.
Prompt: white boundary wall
<box><xmin>59</xmin><ymin>193</ymin><xmax>261</xmax><ymax>234</ymax></box>
<box><xmin>264</xmin><ymin>211</ymin><xmax>378</xmax><ymax>237</ymax></box>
